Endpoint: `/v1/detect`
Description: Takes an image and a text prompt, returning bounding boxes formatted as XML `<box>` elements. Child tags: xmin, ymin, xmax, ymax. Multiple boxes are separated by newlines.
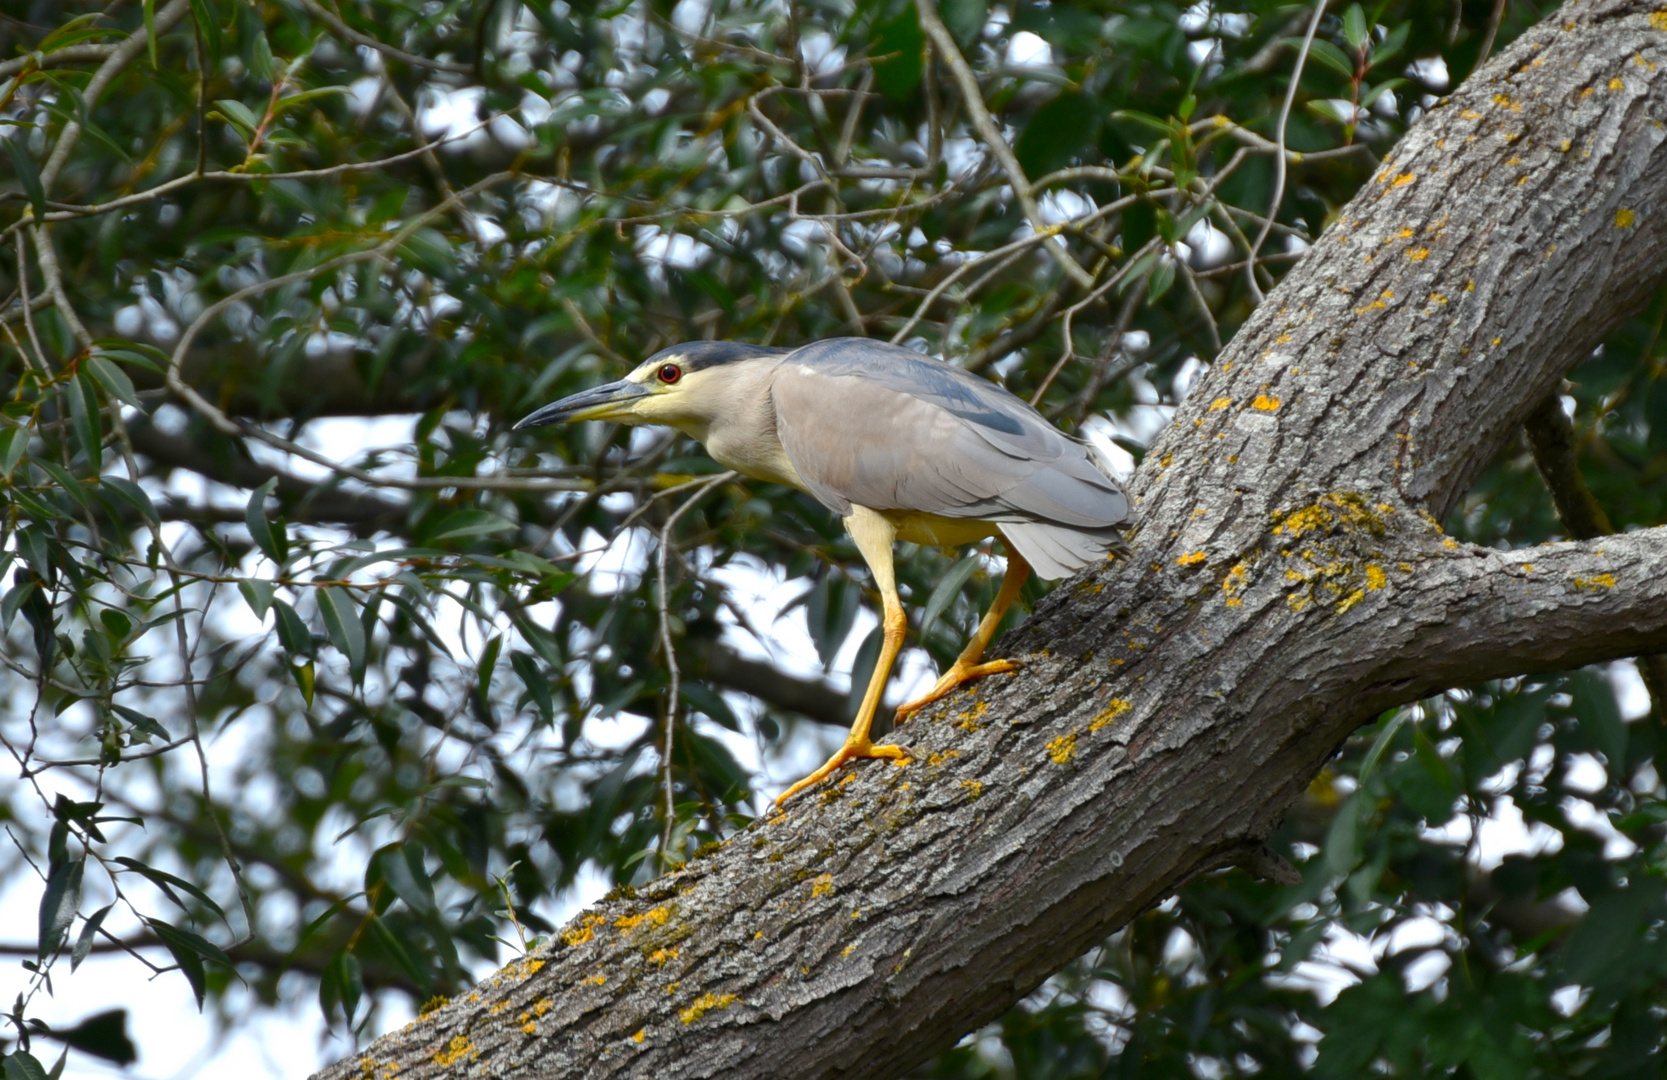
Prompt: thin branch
<box><xmin>1245</xmin><ymin>0</ymin><xmax>1327</xmax><ymax>305</ymax></box>
<box><xmin>913</xmin><ymin>0</ymin><xmax>1093</xmax><ymax>290</ymax></box>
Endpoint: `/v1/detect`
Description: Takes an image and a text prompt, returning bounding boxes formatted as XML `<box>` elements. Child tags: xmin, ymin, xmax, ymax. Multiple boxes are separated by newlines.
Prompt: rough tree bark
<box><xmin>315</xmin><ymin>2</ymin><xmax>1667</xmax><ymax>1077</ymax></box>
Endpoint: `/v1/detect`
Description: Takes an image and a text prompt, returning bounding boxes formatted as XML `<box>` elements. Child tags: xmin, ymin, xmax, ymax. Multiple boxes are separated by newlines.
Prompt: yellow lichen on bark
<box><xmin>678</xmin><ymin>993</ymin><xmax>739</xmax><ymax>1024</ymax></box>
<box><xmin>1091</xmin><ymin>699</ymin><xmax>1131</xmax><ymax>730</ymax></box>
<box><xmin>1046</xmin><ymin>732</ymin><xmax>1078</xmax><ymax>764</ymax></box>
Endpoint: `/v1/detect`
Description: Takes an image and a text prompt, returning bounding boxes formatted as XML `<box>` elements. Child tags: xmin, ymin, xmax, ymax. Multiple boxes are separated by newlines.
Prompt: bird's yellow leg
<box><xmin>895</xmin><ymin>551</ymin><xmax>1030</xmax><ymax>724</ymax></box>
<box><xmin>777</xmin><ymin>509</ymin><xmax>910</xmax><ymax>805</ymax></box>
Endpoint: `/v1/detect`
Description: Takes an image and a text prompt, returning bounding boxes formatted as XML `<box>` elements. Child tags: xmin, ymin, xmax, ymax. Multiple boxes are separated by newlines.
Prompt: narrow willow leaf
<box><xmin>317</xmin><ymin>587</ymin><xmax>366</xmax><ymax>679</ymax></box>
<box><xmin>918</xmin><ymin>554</ymin><xmax>980</xmax><ymax>646</ymax></box>
<box><xmin>3</xmin><ymin>139</ymin><xmax>45</xmax><ymax>220</ymax></box>
<box><xmin>245</xmin><ymin>479</ymin><xmax>280</xmax><ymax>562</ymax></box>
<box><xmin>85</xmin><ymin>355</ymin><xmax>141</xmax><ymax>409</ymax></box>
<box><xmin>72</xmin><ymin>902</ymin><xmax>114</xmax><ymax>971</ymax></box>
<box><xmin>37</xmin><ymin>855</ymin><xmax>83</xmax><ymax>958</ymax></box>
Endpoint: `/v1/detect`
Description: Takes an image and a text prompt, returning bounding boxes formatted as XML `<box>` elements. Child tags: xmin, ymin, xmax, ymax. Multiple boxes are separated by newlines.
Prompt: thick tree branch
<box><xmin>314</xmin><ymin>3</ymin><xmax>1667</xmax><ymax>1077</ymax></box>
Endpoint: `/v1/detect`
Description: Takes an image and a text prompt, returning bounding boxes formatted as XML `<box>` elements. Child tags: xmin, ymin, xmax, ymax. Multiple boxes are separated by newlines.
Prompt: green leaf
<box><xmin>69</xmin><ymin>371</ymin><xmax>103</xmax><ymax>473</ymax></box>
<box><xmin>1015</xmin><ymin>93</ymin><xmax>1101</xmax><ymax>180</ymax></box>
<box><xmin>0</xmin><ymin>426</ymin><xmax>29</xmax><ymax>479</ymax></box>
<box><xmin>211</xmin><ymin>99</ymin><xmax>259</xmax><ymax>138</ymax></box>
<box><xmin>1369</xmin><ymin>23</ymin><xmax>1410</xmax><ymax>70</ymax></box>
<box><xmin>38</xmin><ymin>854</ymin><xmax>83</xmax><ymax>959</ymax></box>
<box><xmin>1292</xmin><ymin>37</ymin><xmax>1355</xmax><ymax>80</ymax></box>
<box><xmin>249</xmin><ymin>29</ymin><xmax>275</xmax><ymax>81</ymax></box>
<box><xmin>1146</xmin><ymin>257</ymin><xmax>1175</xmax><ymax>304</ymax></box>
<box><xmin>245</xmin><ymin>478</ymin><xmax>281</xmax><ymax>562</ymax></box>
<box><xmin>85</xmin><ymin>354</ymin><xmax>141</xmax><ymax>409</ymax></box>
<box><xmin>144</xmin><ymin>0</ymin><xmax>157</xmax><ymax>67</ymax></box>
<box><xmin>367</xmin><ymin>914</ymin><xmax>430</xmax><ymax>989</ymax></box>
<box><xmin>919</xmin><ymin>554</ymin><xmax>980</xmax><ymax>646</ymax></box>
<box><xmin>188</xmin><ymin>0</ymin><xmax>222</xmax><ymax>69</ymax></box>
<box><xmin>373</xmin><ymin>843</ymin><xmax>438</xmax><ymax>918</ymax></box>
<box><xmin>4</xmin><ymin>1051</ymin><xmax>49</xmax><ymax>1080</ymax></box>
<box><xmin>870</xmin><ymin>6</ymin><xmax>925</xmax><ymax>100</ymax></box>
<box><xmin>4</xmin><ymin>139</ymin><xmax>46</xmax><ymax>220</ymax></box>
<box><xmin>1341</xmin><ymin>4</ymin><xmax>1368</xmax><ymax>51</ymax></box>
<box><xmin>101</xmin><ymin>476</ymin><xmax>159</xmax><ymax>526</ymax></box>
<box><xmin>111</xmin><ymin>704</ymin><xmax>170</xmax><ymax>743</ymax></box>
<box><xmin>145</xmin><ymin>918</ymin><xmax>231</xmax><ymax>1009</ymax></box>
<box><xmin>477</xmin><ymin>633</ymin><xmax>502</xmax><ymax>710</ymax></box>
<box><xmin>113</xmin><ymin>855</ymin><xmax>226</xmax><ymax>920</ymax></box>
<box><xmin>237</xmin><ymin>579</ymin><xmax>274</xmax><ymax>621</ymax></box>
<box><xmin>431</xmin><ymin>509</ymin><xmax>517</xmax><ymax>540</ymax></box>
<box><xmin>942</xmin><ymin>0</ymin><xmax>988</xmax><ymax>48</ymax></box>
<box><xmin>511</xmin><ymin>650</ymin><xmax>554</xmax><ymax>722</ymax></box>
<box><xmin>72</xmin><ymin>902</ymin><xmax>114</xmax><ymax>971</ymax></box>
<box><xmin>272</xmin><ymin>598</ymin><xmax>313</xmax><ymax>656</ymax></box>
<box><xmin>317</xmin><ymin>587</ymin><xmax>366</xmax><ymax>678</ymax></box>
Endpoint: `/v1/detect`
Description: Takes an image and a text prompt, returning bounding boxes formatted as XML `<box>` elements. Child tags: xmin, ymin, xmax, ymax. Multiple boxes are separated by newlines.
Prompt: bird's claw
<box><xmin>774</xmin><ymin>738</ymin><xmax>909</xmax><ymax>805</ymax></box>
<box><xmin>893</xmin><ymin>657</ymin><xmax>1022</xmax><ymax>725</ymax></box>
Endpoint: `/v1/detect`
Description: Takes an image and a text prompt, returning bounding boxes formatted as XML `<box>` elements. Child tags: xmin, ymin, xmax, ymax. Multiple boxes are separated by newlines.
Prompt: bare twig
<box><xmin>913</xmin><ymin>0</ymin><xmax>1093</xmax><ymax>290</ymax></box>
<box><xmin>1245</xmin><ymin>0</ymin><xmax>1327</xmax><ymax>305</ymax></box>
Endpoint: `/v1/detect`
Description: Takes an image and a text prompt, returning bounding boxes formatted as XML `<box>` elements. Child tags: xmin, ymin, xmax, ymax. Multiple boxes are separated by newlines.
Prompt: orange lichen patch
<box><xmin>632</xmin><ymin>1029</ymin><xmax>647</xmax><ymax>1044</ymax></box>
<box><xmin>584</xmin><ymin>973</ymin><xmax>606</xmax><ymax>986</ymax></box>
<box><xmin>419</xmin><ymin>995</ymin><xmax>449</xmax><ymax>1017</ymax></box>
<box><xmin>1365</xmin><ymin>565</ymin><xmax>1387</xmax><ymax>591</ymax></box>
<box><xmin>1252</xmin><ymin>394</ymin><xmax>1282</xmax><ymax>411</ymax></box>
<box><xmin>522</xmin><ymin>1021</ymin><xmax>538</xmax><ymax>1035</ymax></box>
<box><xmin>1176</xmin><ymin>551</ymin><xmax>1207</xmax><ymax>566</ymax></box>
<box><xmin>1650</xmin><ymin>11</ymin><xmax>1667</xmax><ymax>29</ymax></box>
<box><xmin>953</xmin><ymin>702</ymin><xmax>989</xmax><ymax>731</ymax></box>
<box><xmin>1275</xmin><ymin>332</ymin><xmax>1292</xmax><ymax>344</ymax></box>
<box><xmin>925</xmin><ymin>749</ymin><xmax>962</xmax><ymax>767</ymax></box>
<box><xmin>1428</xmin><ymin>292</ymin><xmax>1447</xmax><ymax>305</ymax></box>
<box><xmin>961</xmin><ymin>779</ymin><xmax>984</xmax><ymax>800</ymax></box>
<box><xmin>649</xmin><ymin>947</ymin><xmax>681</xmax><ymax>966</ymax></box>
<box><xmin>1464</xmin><ymin>280</ymin><xmax>1475</xmax><ymax>292</ymax></box>
<box><xmin>812</xmin><ymin>874</ymin><xmax>835</xmax><ymax>898</ymax></box>
<box><xmin>1391</xmin><ymin>172</ymin><xmax>1416</xmax><ymax>186</ymax></box>
<box><xmin>503</xmin><ymin>957</ymin><xmax>544</xmax><ymax>980</ymax></box>
<box><xmin>432</xmin><ymin>1036</ymin><xmax>476</xmax><ymax>1067</ymax></box>
<box><xmin>561</xmin><ymin>912</ymin><xmax>607</xmax><ymax>946</ymax></box>
<box><xmin>1460</xmin><ymin>109</ymin><xmax>1483</xmax><ymax>119</ymax></box>
<box><xmin>841</xmin><ymin>943</ymin><xmax>858</xmax><ymax>958</ymax></box>
<box><xmin>614</xmin><ymin>907</ymin><xmax>671</xmax><ymax>934</ymax></box>
<box><xmin>1442</xmin><ymin>537</ymin><xmax>1460</xmax><ymax>550</ymax></box>
<box><xmin>1617</xmin><ymin>208</ymin><xmax>1637</xmax><ymax>228</ymax></box>
<box><xmin>679</xmin><ymin>993</ymin><xmax>740</xmax><ymax>1024</ymax></box>
<box><xmin>1492</xmin><ymin>93</ymin><xmax>1522</xmax><ymax>111</ymax></box>
<box><xmin>489</xmin><ymin>1001</ymin><xmax>510</xmax><ymax>1016</ymax></box>
<box><xmin>1091</xmin><ymin>699</ymin><xmax>1131</xmax><ymax>731</ymax></box>
<box><xmin>1336</xmin><ymin>589</ymin><xmax>1367</xmax><ymax>614</ymax></box>
<box><xmin>1222</xmin><ymin>559</ymin><xmax>1251</xmax><ymax>607</ymax></box>
<box><xmin>1634</xmin><ymin>53</ymin><xmax>1657</xmax><ymax>70</ymax></box>
<box><xmin>1574</xmin><ymin>573</ymin><xmax>1617</xmax><ymax>590</ymax></box>
<box><xmin>1209</xmin><ymin>396</ymin><xmax>1233</xmax><ymax>411</ymax></box>
<box><xmin>534</xmin><ymin>998</ymin><xmax>552</xmax><ymax>1016</ymax></box>
<box><xmin>665</xmin><ymin>982</ymin><xmax>681</xmax><ymax>995</ymax></box>
<box><xmin>1408</xmin><ymin>247</ymin><xmax>1430</xmax><ymax>261</ymax></box>
<box><xmin>1046</xmin><ymin>732</ymin><xmax>1079</xmax><ymax>765</ymax></box>
<box><xmin>1581</xmin><ymin>86</ymin><xmax>1596</xmax><ymax>97</ymax></box>
<box><xmin>1610</xmin><ymin>77</ymin><xmax>1626</xmax><ymax>90</ymax></box>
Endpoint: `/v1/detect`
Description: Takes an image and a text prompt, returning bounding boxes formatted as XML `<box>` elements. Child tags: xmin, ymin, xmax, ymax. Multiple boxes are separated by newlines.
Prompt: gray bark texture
<box><xmin>315</xmin><ymin>2</ymin><xmax>1667</xmax><ymax>1077</ymax></box>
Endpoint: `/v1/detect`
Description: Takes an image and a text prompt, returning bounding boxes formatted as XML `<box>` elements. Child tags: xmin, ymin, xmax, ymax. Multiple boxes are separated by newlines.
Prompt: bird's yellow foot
<box><xmin>775</xmin><ymin>739</ymin><xmax>909</xmax><ymax>805</ymax></box>
<box><xmin>894</xmin><ymin>658</ymin><xmax>1022</xmax><ymax>725</ymax></box>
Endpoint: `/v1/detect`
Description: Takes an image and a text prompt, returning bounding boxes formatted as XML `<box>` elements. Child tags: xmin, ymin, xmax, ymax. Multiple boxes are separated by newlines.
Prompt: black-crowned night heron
<box><xmin>516</xmin><ymin>338</ymin><xmax>1130</xmax><ymax>804</ymax></box>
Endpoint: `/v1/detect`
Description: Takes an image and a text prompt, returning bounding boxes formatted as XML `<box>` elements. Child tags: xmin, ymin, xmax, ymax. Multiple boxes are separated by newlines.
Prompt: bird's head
<box><xmin>513</xmin><ymin>341</ymin><xmax>787</xmax><ymax>438</ymax></box>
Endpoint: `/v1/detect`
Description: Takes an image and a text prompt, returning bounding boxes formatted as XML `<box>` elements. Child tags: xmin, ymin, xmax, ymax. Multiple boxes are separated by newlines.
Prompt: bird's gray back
<box><xmin>768</xmin><ymin>339</ymin><xmax>1129</xmax><ymax>576</ymax></box>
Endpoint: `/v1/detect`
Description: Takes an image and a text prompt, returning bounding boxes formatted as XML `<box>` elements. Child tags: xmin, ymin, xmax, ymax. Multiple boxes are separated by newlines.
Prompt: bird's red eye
<box><xmin>658</xmin><ymin>364</ymin><xmax>682</xmax><ymax>384</ymax></box>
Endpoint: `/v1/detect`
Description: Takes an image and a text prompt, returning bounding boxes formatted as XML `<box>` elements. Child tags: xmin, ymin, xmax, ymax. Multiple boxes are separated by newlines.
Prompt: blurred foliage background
<box><xmin>3</xmin><ymin>0</ymin><xmax>1666</xmax><ymax>1075</ymax></box>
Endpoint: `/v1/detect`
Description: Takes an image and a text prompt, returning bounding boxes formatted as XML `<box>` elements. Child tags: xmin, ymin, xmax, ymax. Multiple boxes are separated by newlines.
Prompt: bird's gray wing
<box><xmin>769</xmin><ymin>340</ymin><xmax>1129</xmax><ymax>577</ymax></box>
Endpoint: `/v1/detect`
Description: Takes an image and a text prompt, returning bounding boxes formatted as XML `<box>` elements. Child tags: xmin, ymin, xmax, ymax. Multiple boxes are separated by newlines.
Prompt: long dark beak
<box><xmin>513</xmin><ymin>379</ymin><xmax>650</xmax><ymax>429</ymax></box>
